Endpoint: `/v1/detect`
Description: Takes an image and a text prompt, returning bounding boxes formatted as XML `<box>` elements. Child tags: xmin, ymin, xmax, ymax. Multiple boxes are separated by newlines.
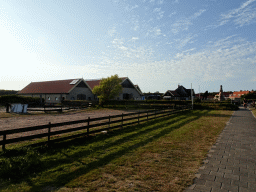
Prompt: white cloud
<box><xmin>108</xmin><ymin>26</ymin><xmax>117</xmax><ymax>37</ymax></box>
<box><xmin>112</xmin><ymin>35</ymin><xmax>256</xmax><ymax>85</ymax></box>
<box><xmin>219</xmin><ymin>0</ymin><xmax>256</xmax><ymax>27</ymax></box>
<box><xmin>157</xmin><ymin>0</ymin><xmax>164</xmax><ymax>5</ymax></box>
<box><xmin>131</xmin><ymin>37</ymin><xmax>139</xmax><ymax>41</ymax></box>
<box><xmin>175</xmin><ymin>34</ymin><xmax>197</xmax><ymax>48</ymax></box>
<box><xmin>169</xmin><ymin>11</ymin><xmax>177</xmax><ymax>17</ymax></box>
<box><xmin>153</xmin><ymin>7</ymin><xmax>164</xmax><ymax>19</ymax></box>
<box><xmin>146</xmin><ymin>26</ymin><xmax>162</xmax><ymax>37</ymax></box>
<box><xmin>171</xmin><ymin>9</ymin><xmax>206</xmax><ymax>34</ymax></box>
<box><xmin>125</xmin><ymin>4</ymin><xmax>139</xmax><ymax>12</ymax></box>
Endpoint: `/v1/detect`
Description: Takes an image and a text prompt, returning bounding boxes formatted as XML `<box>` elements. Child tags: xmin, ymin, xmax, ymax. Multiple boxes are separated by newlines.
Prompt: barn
<box><xmin>18</xmin><ymin>77</ymin><xmax>143</xmax><ymax>103</ymax></box>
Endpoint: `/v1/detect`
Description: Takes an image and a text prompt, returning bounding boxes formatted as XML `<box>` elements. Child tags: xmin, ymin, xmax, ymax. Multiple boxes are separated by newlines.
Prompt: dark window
<box><xmin>123</xmin><ymin>93</ymin><xmax>129</xmax><ymax>100</ymax></box>
<box><xmin>77</xmin><ymin>94</ymin><xmax>86</xmax><ymax>100</ymax></box>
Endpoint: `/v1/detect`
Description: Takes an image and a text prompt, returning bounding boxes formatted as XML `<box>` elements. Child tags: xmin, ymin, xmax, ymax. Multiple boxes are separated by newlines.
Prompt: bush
<box><xmin>104</xmin><ymin>100</ymin><xmax>190</xmax><ymax>106</ymax></box>
<box><xmin>0</xmin><ymin>148</ymin><xmax>43</xmax><ymax>181</ymax></box>
<box><xmin>193</xmin><ymin>103</ymin><xmax>239</xmax><ymax>110</ymax></box>
<box><xmin>0</xmin><ymin>95</ymin><xmax>44</xmax><ymax>106</ymax></box>
<box><xmin>194</xmin><ymin>98</ymin><xmax>201</xmax><ymax>103</ymax></box>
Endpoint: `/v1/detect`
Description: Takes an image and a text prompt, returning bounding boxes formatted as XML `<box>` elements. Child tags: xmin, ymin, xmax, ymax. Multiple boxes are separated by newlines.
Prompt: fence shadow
<box><xmin>12</xmin><ymin>110</ymin><xmax>210</xmax><ymax>191</ymax></box>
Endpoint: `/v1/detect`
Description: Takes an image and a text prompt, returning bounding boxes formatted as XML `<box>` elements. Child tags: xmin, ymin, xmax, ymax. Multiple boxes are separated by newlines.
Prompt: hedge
<box><xmin>0</xmin><ymin>95</ymin><xmax>44</xmax><ymax>105</ymax></box>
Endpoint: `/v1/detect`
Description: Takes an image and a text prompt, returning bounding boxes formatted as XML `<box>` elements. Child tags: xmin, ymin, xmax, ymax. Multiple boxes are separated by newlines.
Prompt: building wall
<box><xmin>20</xmin><ymin>94</ymin><xmax>68</xmax><ymax>103</ymax></box>
<box><xmin>68</xmin><ymin>87</ymin><xmax>96</xmax><ymax>101</ymax></box>
<box><xmin>118</xmin><ymin>88</ymin><xmax>141</xmax><ymax>100</ymax></box>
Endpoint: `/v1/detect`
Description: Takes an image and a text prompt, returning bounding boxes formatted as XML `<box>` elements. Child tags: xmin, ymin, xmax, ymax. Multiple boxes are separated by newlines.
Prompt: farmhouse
<box><xmin>163</xmin><ymin>85</ymin><xmax>195</xmax><ymax>100</ymax></box>
<box><xmin>18</xmin><ymin>77</ymin><xmax>143</xmax><ymax>103</ymax></box>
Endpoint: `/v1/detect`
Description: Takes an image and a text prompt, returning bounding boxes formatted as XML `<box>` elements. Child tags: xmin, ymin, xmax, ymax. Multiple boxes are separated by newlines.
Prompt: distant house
<box><xmin>229</xmin><ymin>91</ymin><xmax>251</xmax><ymax>101</ymax></box>
<box><xmin>214</xmin><ymin>92</ymin><xmax>232</xmax><ymax>100</ymax></box>
<box><xmin>18</xmin><ymin>77</ymin><xmax>143</xmax><ymax>103</ymax></box>
<box><xmin>163</xmin><ymin>85</ymin><xmax>195</xmax><ymax>100</ymax></box>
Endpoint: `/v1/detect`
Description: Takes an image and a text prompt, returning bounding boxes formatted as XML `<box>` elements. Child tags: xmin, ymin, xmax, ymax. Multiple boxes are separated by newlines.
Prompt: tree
<box><xmin>203</xmin><ymin>91</ymin><xmax>209</xmax><ymax>100</ymax></box>
<box><xmin>92</xmin><ymin>74</ymin><xmax>123</xmax><ymax>106</ymax></box>
<box><xmin>241</xmin><ymin>91</ymin><xmax>256</xmax><ymax>100</ymax></box>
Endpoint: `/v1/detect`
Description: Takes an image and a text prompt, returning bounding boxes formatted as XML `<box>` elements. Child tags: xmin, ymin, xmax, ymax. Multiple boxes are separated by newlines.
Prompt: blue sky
<box><xmin>1</xmin><ymin>0</ymin><xmax>256</xmax><ymax>93</ymax></box>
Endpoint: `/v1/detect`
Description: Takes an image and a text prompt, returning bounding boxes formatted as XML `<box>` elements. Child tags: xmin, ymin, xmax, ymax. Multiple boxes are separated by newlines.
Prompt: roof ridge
<box><xmin>31</xmin><ymin>78</ymin><xmax>80</xmax><ymax>83</ymax></box>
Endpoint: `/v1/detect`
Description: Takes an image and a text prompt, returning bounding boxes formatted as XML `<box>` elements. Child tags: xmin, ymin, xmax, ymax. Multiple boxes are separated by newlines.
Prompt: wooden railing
<box><xmin>0</xmin><ymin>105</ymin><xmax>190</xmax><ymax>150</ymax></box>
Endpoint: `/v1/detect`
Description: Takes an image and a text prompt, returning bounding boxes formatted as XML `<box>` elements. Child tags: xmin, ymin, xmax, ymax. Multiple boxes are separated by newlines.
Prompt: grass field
<box><xmin>0</xmin><ymin>109</ymin><xmax>233</xmax><ymax>192</ymax></box>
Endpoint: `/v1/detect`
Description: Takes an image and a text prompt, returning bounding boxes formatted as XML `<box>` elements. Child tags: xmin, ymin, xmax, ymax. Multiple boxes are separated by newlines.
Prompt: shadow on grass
<box><xmin>202</xmin><ymin>113</ymin><xmax>233</xmax><ymax>118</ymax></box>
<box><xmin>1</xmin><ymin>110</ymin><xmax>211</xmax><ymax>191</ymax></box>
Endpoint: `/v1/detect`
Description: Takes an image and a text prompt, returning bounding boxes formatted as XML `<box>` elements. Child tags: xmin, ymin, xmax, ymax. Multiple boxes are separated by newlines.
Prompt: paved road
<box><xmin>185</xmin><ymin>107</ymin><xmax>256</xmax><ymax>192</ymax></box>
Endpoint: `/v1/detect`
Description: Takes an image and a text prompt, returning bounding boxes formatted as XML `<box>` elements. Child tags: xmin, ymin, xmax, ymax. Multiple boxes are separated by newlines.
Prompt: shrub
<box><xmin>193</xmin><ymin>103</ymin><xmax>238</xmax><ymax>110</ymax></box>
<box><xmin>0</xmin><ymin>148</ymin><xmax>43</xmax><ymax>181</ymax></box>
<box><xmin>0</xmin><ymin>95</ymin><xmax>44</xmax><ymax>105</ymax></box>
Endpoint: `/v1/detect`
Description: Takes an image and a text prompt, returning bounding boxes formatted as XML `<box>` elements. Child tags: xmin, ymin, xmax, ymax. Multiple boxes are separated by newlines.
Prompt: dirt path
<box><xmin>0</xmin><ymin>109</ymin><xmax>136</xmax><ymax>130</ymax></box>
<box><xmin>0</xmin><ymin>109</ymin><xmax>137</xmax><ymax>141</ymax></box>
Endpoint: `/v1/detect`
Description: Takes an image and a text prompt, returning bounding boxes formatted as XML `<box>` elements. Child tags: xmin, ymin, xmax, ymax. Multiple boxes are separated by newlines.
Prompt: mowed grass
<box><xmin>251</xmin><ymin>108</ymin><xmax>256</xmax><ymax>117</ymax></box>
<box><xmin>0</xmin><ymin>109</ymin><xmax>233</xmax><ymax>192</ymax></box>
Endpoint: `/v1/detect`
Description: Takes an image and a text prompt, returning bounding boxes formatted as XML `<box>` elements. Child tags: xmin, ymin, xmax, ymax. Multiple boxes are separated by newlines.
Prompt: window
<box><xmin>77</xmin><ymin>94</ymin><xmax>86</xmax><ymax>100</ymax></box>
<box><xmin>47</xmin><ymin>97</ymin><xmax>51</xmax><ymax>100</ymax></box>
<box><xmin>55</xmin><ymin>97</ymin><xmax>58</xmax><ymax>101</ymax></box>
<box><xmin>71</xmin><ymin>97</ymin><xmax>75</xmax><ymax>100</ymax></box>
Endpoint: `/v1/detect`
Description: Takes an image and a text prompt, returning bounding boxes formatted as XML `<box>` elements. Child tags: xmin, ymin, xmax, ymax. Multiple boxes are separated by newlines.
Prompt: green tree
<box><xmin>92</xmin><ymin>74</ymin><xmax>123</xmax><ymax>106</ymax></box>
<box><xmin>203</xmin><ymin>91</ymin><xmax>209</xmax><ymax>100</ymax></box>
<box><xmin>241</xmin><ymin>92</ymin><xmax>256</xmax><ymax>100</ymax></box>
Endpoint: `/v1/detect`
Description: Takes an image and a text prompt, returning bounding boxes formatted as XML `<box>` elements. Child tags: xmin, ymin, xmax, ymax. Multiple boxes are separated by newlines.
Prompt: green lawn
<box><xmin>0</xmin><ymin>109</ymin><xmax>233</xmax><ymax>192</ymax></box>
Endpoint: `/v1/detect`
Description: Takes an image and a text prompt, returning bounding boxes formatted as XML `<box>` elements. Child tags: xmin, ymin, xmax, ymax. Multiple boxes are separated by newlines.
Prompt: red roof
<box><xmin>230</xmin><ymin>91</ymin><xmax>251</xmax><ymax>98</ymax></box>
<box><xmin>85</xmin><ymin>79</ymin><xmax>101</xmax><ymax>91</ymax></box>
<box><xmin>85</xmin><ymin>77</ymin><xmax>127</xmax><ymax>90</ymax></box>
<box><xmin>18</xmin><ymin>77</ymin><xmax>129</xmax><ymax>94</ymax></box>
<box><xmin>18</xmin><ymin>79</ymin><xmax>79</xmax><ymax>94</ymax></box>
<box><xmin>215</xmin><ymin>92</ymin><xmax>233</xmax><ymax>97</ymax></box>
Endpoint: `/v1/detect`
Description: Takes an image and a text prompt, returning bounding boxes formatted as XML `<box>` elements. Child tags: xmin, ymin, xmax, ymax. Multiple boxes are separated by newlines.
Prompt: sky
<box><xmin>0</xmin><ymin>0</ymin><xmax>256</xmax><ymax>93</ymax></box>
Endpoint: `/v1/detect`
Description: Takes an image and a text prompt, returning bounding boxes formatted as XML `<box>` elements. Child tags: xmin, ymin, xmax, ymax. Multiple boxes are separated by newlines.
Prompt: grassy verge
<box><xmin>250</xmin><ymin>108</ymin><xmax>256</xmax><ymax>117</ymax></box>
<box><xmin>0</xmin><ymin>109</ymin><xmax>233</xmax><ymax>192</ymax></box>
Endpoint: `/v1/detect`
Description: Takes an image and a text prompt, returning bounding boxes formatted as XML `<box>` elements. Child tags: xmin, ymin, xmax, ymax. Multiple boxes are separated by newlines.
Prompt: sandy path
<box><xmin>0</xmin><ymin>109</ymin><xmax>137</xmax><ymax>141</ymax></box>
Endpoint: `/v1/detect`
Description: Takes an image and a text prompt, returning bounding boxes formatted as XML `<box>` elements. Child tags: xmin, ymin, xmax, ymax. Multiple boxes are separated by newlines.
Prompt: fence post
<box><xmin>48</xmin><ymin>122</ymin><xmax>51</xmax><ymax>146</ymax></box>
<box><xmin>2</xmin><ymin>134</ymin><xmax>6</xmax><ymax>151</ymax></box>
<box><xmin>87</xmin><ymin>117</ymin><xmax>90</xmax><ymax>134</ymax></box>
<box><xmin>155</xmin><ymin>109</ymin><xmax>156</xmax><ymax>119</ymax></box>
<box><xmin>147</xmin><ymin>110</ymin><xmax>148</xmax><ymax>121</ymax></box>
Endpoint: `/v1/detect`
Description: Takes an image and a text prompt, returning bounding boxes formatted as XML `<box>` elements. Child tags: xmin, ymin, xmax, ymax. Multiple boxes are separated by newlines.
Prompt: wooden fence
<box><xmin>0</xmin><ymin>105</ymin><xmax>190</xmax><ymax>150</ymax></box>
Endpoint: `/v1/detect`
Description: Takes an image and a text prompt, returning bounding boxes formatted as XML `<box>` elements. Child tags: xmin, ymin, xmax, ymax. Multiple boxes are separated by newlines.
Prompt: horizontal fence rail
<box><xmin>0</xmin><ymin>105</ymin><xmax>190</xmax><ymax>150</ymax></box>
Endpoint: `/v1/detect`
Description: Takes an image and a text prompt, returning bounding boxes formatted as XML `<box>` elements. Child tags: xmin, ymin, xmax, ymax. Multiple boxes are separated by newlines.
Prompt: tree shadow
<box><xmin>1</xmin><ymin>110</ymin><xmax>210</xmax><ymax>191</ymax></box>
